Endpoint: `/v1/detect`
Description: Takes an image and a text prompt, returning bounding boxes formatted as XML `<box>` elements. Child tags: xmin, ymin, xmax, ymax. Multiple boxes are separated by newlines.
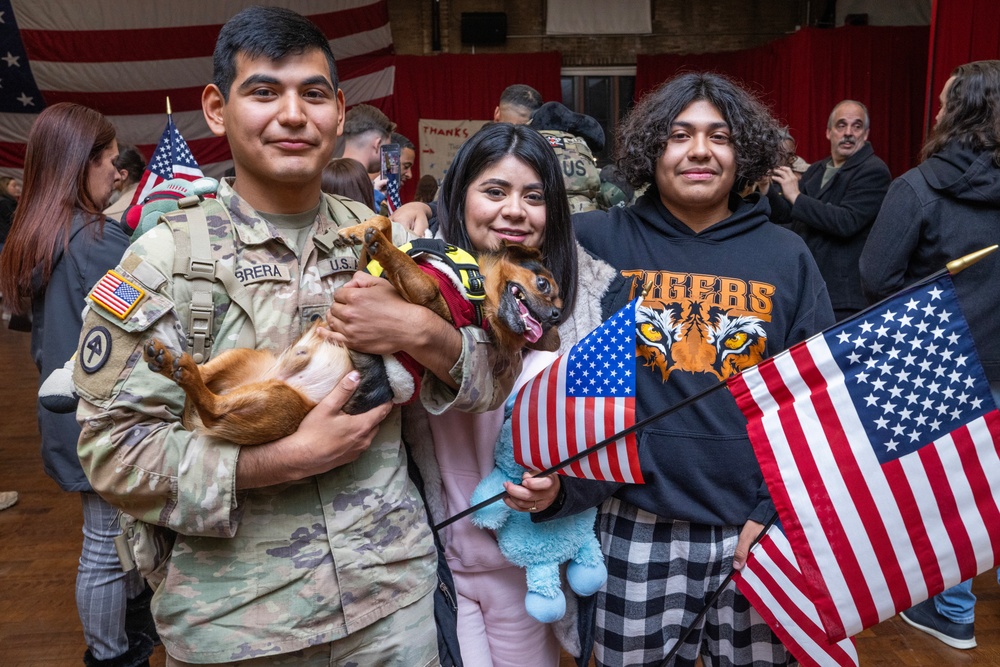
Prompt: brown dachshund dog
<box><xmin>143</xmin><ymin>216</ymin><xmax>562</xmax><ymax>446</ymax></box>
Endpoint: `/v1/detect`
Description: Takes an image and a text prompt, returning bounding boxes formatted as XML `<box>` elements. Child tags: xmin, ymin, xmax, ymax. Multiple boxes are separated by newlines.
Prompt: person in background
<box><xmin>335</xmin><ymin>103</ymin><xmax>395</xmax><ymax>173</ymax></box>
<box><xmin>764</xmin><ymin>100</ymin><xmax>891</xmax><ymax>320</ymax></box>
<box><xmin>0</xmin><ymin>103</ymin><xmax>155</xmax><ymax>667</ymax></box>
<box><xmin>0</xmin><ymin>176</ymin><xmax>20</xmax><ymax>252</ymax></box>
<box><xmin>414</xmin><ymin>174</ymin><xmax>439</xmax><ymax>204</ymax></box>
<box><xmin>336</xmin><ymin>104</ymin><xmax>396</xmax><ymax>212</ymax></box>
<box><xmin>393</xmin><ymin>132</ymin><xmax>416</xmax><ymax>185</ymax></box>
<box><xmin>530</xmin><ymin>101</ymin><xmax>605</xmax><ymax>214</ymax></box>
<box><xmin>103</xmin><ymin>145</ymin><xmax>146</xmax><ymax>225</ymax></box>
<box><xmin>494</xmin><ymin>84</ymin><xmax>543</xmax><ymax>124</ymax></box>
<box><xmin>321</xmin><ymin>157</ymin><xmax>377</xmax><ymax>210</ymax></box>
<box><xmin>861</xmin><ymin>59</ymin><xmax>1000</xmax><ymax>651</ymax></box>
<box><xmin>780</xmin><ymin>127</ymin><xmax>810</xmax><ymax>177</ymax></box>
<box><xmin>526</xmin><ymin>72</ymin><xmax>834</xmax><ymax>666</ymax></box>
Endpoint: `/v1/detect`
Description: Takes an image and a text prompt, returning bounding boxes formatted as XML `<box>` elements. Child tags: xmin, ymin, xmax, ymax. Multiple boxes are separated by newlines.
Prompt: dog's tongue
<box><xmin>517</xmin><ymin>301</ymin><xmax>544</xmax><ymax>343</ymax></box>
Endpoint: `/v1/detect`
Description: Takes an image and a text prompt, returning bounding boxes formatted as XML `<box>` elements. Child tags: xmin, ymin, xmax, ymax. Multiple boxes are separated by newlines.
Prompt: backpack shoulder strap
<box><xmin>311</xmin><ymin>193</ymin><xmax>377</xmax><ymax>251</ymax></box>
<box><xmin>167</xmin><ymin>198</ymin><xmax>257</xmax><ymax>361</ymax></box>
<box><xmin>327</xmin><ymin>193</ymin><xmax>376</xmax><ymax>224</ymax></box>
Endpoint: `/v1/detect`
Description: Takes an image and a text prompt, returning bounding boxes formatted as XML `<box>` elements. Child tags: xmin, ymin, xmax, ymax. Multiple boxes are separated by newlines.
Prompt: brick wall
<box><xmin>388</xmin><ymin>0</ymin><xmax>806</xmax><ymax>65</ymax></box>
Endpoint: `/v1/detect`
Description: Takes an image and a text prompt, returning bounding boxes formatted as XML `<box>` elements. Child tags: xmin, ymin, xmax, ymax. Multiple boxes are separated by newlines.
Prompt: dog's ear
<box><xmin>526</xmin><ymin>326</ymin><xmax>560</xmax><ymax>353</ymax></box>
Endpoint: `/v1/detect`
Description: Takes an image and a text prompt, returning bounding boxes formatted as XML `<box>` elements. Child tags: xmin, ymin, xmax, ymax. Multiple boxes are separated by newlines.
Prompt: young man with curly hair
<box><xmin>525</xmin><ymin>72</ymin><xmax>835</xmax><ymax>666</ymax></box>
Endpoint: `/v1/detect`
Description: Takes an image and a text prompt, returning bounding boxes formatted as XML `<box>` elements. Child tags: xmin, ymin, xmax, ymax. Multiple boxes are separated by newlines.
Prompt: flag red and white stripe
<box><xmin>736</xmin><ymin>523</ymin><xmax>859</xmax><ymax>667</ymax></box>
<box><xmin>0</xmin><ymin>0</ymin><xmax>395</xmax><ymax>180</ymax></box>
<box><xmin>129</xmin><ymin>114</ymin><xmax>204</xmax><ymax>206</ymax></box>
<box><xmin>728</xmin><ymin>275</ymin><xmax>1000</xmax><ymax>642</ymax></box>
<box><xmin>511</xmin><ymin>297</ymin><xmax>644</xmax><ymax>483</ymax></box>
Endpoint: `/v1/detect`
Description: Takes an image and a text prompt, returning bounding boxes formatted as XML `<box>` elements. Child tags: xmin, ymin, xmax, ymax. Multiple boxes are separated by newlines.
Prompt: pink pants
<box><xmin>453</xmin><ymin>566</ymin><xmax>562</xmax><ymax>667</ymax></box>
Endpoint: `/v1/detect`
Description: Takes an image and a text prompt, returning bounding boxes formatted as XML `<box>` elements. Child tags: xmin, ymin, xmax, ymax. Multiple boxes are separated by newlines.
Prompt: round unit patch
<box><xmin>80</xmin><ymin>326</ymin><xmax>113</xmax><ymax>374</ymax></box>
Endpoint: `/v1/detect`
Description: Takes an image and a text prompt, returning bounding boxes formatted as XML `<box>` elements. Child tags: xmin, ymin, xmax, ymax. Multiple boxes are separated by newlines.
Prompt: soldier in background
<box><xmin>494</xmin><ymin>84</ymin><xmax>542</xmax><ymax>124</ymax></box>
<box><xmin>531</xmin><ymin>101</ymin><xmax>605</xmax><ymax>214</ymax></box>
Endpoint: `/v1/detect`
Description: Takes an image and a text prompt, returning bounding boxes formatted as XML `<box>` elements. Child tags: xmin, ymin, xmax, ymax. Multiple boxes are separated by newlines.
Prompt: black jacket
<box><xmin>768</xmin><ymin>141</ymin><xmax>891</xmax><ymax>314</ymax></box>
<box><xmin>0</xmin><ymin>194</ymin><xmax>15</xmax><ymax>245</ymax></box>
<box><xmin>549</xmin><ymin>191</ymin><xmax>834</xmax><ymax>527</ymax></box>
<box><xmin>31</xmin><ymin>211</ymin><xmax>130</xmax><ymax>491</ymax></box>
<box><xmin>860</xmin><ymin>143</ymin><xmax>1000</xmax><ymax>385</ymax></box>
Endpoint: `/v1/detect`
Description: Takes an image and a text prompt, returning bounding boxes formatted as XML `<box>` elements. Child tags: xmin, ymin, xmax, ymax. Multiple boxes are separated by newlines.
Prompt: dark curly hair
<box><xmin>616</xmin><ymin>72</ymin><xmax>787</xmax><ymax>191</ymax></box>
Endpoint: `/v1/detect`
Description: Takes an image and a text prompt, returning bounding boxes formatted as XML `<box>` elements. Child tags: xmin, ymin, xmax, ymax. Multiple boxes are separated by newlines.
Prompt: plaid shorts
<box><xmin>595</xmin><ymin>497</ymin><xmax>795</xmax><ymax>667</ymax></box>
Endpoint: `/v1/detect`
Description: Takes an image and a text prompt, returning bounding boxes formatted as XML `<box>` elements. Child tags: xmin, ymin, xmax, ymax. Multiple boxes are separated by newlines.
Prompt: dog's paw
<box><xmin>363</xmin><ymin>227</ymin><xmax>383</xmax><ymax>258</ymax></box>
<box><xmin>144</xmin><ymin>339</ymin><xmax>174</xmax><ymax>374</ymax></box>
<box><xmin>336</xmin><ymin>224</ymin><xmax>367</xmax><ymax>247</ymax></box>
<box><xmin>170</xmin><ymin>356</ymin><xmax>194</xmax><ymax>385</ymax></box>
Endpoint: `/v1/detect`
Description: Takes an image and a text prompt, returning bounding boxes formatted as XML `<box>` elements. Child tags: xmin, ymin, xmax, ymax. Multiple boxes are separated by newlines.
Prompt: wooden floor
<box><xmin>3</xmin><ymin>320</ymin><xmax>1000</xmax><ymax>666</ymax></box>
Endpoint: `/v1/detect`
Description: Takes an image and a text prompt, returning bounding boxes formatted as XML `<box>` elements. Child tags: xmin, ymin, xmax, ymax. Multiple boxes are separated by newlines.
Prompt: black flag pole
<box><xmin>432</xmin><ymin>380</ymin><xmax>729</xmax><ymax>532</ymax></box>
<box><xmin>431</xmin><ymin>245</ymin><xmax>997</xmax><ymax>535</ymax></box>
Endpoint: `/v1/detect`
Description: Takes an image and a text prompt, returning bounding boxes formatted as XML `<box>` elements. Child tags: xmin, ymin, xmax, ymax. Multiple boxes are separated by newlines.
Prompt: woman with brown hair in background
<box><xmin>321</xmin><ymin>157</ymin><xmax>376</xmax><ymax>210</ymax></box>
<box><xmin>0</xmin><ymin>102</ymin><xmax>155</xmax><ymax>667</ymax></box>
<box><xmin>862</xmin><ymin>60</ymin><xmax>1000</xmax><ymax>651</ymax></box>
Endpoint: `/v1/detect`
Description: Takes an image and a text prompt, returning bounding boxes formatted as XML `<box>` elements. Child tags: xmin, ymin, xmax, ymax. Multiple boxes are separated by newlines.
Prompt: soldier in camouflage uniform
<box><xmin>531</xmin><ymin>101</ymin><xmax>607</xmax><ymax>215</ymax></box>
<box><xmin>74</xmin><ymin>7</ymin><xmax>507</xmax><ymax>666</ymax></box>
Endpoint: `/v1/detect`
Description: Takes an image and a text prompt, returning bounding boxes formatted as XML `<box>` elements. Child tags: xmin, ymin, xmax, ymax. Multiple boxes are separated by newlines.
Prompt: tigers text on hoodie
<box><xmin>564</xmin><ymin>190</ymin><xmax>835</xmax><ymax>527</ymax></box>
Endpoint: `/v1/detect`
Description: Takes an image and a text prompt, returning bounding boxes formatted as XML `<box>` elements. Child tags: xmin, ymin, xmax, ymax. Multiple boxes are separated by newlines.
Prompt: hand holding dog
<box><xmin>326</xmin><ymin>272</ymin><xmax>463</xmax><ymax>389</ymax></box>
<box><xmin>235</xmin><ymin>370</ymin><xmax>391</xmax><ymax>488</ymax></box>
<box><xmin>326</xmin><ymin>272</ymin><xmax>426</xmax><ymax>356</ymax></box>
<box><xmin>389</xmin><ymin>202</ymin><xmax>432</xmax><ymax>236</ymax></box>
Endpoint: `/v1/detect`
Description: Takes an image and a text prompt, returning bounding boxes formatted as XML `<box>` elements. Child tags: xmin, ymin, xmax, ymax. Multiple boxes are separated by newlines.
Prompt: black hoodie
<box><xmin>561</xmin><ymin>190</ymin><xmax>834</xmax><ymax>527</ymax></box>
<box><xmin>861</xmin><ymin>143</ymin><xmax>1000</xmax><ymax>385</ymax></box>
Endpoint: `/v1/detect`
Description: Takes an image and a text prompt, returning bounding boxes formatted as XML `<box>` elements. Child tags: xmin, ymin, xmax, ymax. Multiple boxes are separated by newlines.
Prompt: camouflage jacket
<box><xmin>75</xmin><ymin>181</ymin><xmax>506</xmax><ymax>662</ymax></box>
<box><xmin>540</xmin><ymin>129</ymin><xmax>602</xmax><ymax>214</ymax></box>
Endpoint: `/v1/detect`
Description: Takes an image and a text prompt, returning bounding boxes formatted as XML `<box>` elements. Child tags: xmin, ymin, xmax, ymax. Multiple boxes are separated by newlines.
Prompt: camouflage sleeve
<box><xmin>75</xmin><ymin>227</ymin><xmax>242</xmax><ymax>538</ymax></box>
<box><xmin>420</xmin><ymin>325</ymin><xmax>518</xmax><ymax>415</ymax></box>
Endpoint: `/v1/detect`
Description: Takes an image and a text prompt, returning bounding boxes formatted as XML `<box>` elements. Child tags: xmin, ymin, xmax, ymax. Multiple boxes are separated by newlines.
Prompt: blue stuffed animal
<box><xmin>471</xmin><ymin>409</ymin><xmax>607</xmax><ymax>623</ymax></box>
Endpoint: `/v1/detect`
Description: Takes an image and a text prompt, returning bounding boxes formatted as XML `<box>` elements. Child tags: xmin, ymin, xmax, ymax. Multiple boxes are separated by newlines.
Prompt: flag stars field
<box><xmin>729</xmin><ymin>274</ymin><xmax>1000</xmax><ymax>644</ymax></box>
<box><xmin>834</xmin><ymin>285</ymin><xmax>990</xmax><ymax>463</ymax></box>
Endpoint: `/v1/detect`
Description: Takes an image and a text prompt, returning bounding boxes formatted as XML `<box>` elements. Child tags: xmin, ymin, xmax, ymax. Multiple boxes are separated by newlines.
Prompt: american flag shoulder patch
<box><xmin>89</xmin><ymin>270</ymin><xmax>145</xmax><ymax>319</ymax></box>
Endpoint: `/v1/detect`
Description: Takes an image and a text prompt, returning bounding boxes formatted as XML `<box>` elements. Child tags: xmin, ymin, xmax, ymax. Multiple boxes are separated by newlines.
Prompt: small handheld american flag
<box><xmin>511</xmin><ymin>297</ymin><xmax>644</xmax><ymax>484</ymax></box>
<box><xmin>130</xmin><ymin>110</ymin><xmax>204</xmax><ymax>207</ymax></box>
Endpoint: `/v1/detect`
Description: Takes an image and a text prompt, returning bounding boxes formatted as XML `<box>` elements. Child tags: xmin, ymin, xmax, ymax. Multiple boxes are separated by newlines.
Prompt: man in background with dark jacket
<box><xmin>764</xmin><ymin>100</ymin><xmax>891</xmax><ymax>320</ymax></box>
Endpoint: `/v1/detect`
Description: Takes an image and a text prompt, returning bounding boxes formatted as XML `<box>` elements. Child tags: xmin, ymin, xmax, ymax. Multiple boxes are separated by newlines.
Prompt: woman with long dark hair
<box><xmin>862</xmin><ymin>60</ymin><xmax>1000</xmax><ymax>650</ymax></box>
<box><xmin>0</xmin><ymin>103</ymin><xmax>155</xmax><ymax>667</ymax></box>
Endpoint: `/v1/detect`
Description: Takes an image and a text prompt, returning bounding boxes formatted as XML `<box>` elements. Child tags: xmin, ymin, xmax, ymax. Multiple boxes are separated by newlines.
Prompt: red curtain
<box><xmin>387</xmin><ymin>53</ymin><xmax>563</xmax><ymax>201</ymax></box>
<box><xmin>925</xmin><ymin>0</ymin><xmax>1000</xmax><ymax>132</ymax></box>
<box><xmin>636</xmin><ymin>26</ymin><xmax>929</xmax><ymax>177</ymax></box>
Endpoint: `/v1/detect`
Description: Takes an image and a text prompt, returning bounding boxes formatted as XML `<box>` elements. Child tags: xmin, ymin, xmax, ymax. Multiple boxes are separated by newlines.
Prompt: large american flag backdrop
<box><xmin>729</xmin><ymin>274</ymin><xmax>1000</xmax><ymax>642</ymax></box>
<box><xmin>0</xmin><ymin>0</ymin><xmax>395</xmax><ymax>180</ymax></box>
